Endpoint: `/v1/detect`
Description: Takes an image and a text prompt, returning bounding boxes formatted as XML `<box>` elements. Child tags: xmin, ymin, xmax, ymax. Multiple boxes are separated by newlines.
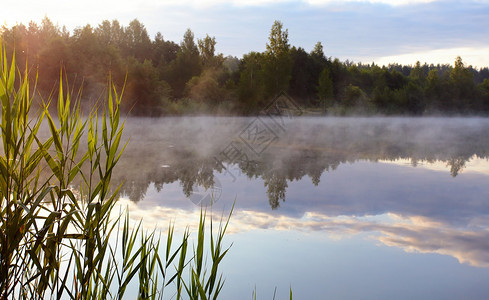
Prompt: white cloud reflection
<box><xmin>118</xmin><ymin>197</ymin><xmax>489</xmax><ymax>268</ymax></box>
<box><xmin>379</xmin><ymin>155</ymin><xmax>489</xmax><ymax>176</ymax></box>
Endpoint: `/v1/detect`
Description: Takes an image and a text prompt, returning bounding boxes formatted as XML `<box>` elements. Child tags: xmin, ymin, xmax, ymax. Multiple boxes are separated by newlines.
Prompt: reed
<box><xmin>0</xmin><ymin>40</ymin><xmax>232</xmax><ymax>300</ymax></box>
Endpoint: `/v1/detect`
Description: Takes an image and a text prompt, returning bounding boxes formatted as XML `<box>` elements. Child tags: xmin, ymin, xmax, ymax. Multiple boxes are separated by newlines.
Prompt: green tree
<box><xmin>450</xmin><ymin>56</ymin><xmax>475</xmax><ymax>110</ymax></box>
<box><xmin>198</xmin><ymin>34</ymin><xmax>217</xmax><ymax>67</ymax></box>
<box><xmin>164</xmin><ymin>29</ymin><xmax>202</xmax><ymax>98</ymax></box>
<box><xmin>180</xmin><ymin>28</ymin><xmax>199</xmax><ymax>56</ymax></box>
<box><xmin>70</xmin><ymin>24</ymin><xmax>107</xmax><ymax>96</ymax></box>
<box><xmin>0</xmin><ymin>24</ymin><xmax>28</xmax><ymax>68</ymax></box>
<box><xmin>477</xmin><ymin>78</ymin><xmax>489</xmax><ymax>111</ymax></box>
<box><xmin>187</xmin><ymin>69</ymin><xmax>224</xmax><ymax>105</ymax></box>
<box><xmin>38</xmin><ymin>37</ymin><xmax>71</xmax><ymax>90</ymax></box>
<box><xmin>108</xmin><ymin>19</ymin><xmax>126</xmax><ymax>49</ymax></box>
<box><xmin>310</xmin><ymin>41</ymin><xmax>327</xmax><ymax>65</ymax></box>
<box><xmin>39</xmin><ymin>16</ymin><xmax>60</xmax><ymax>45</ymax></box>
<box><xmin>263</xmin><ymin>20</ymin><xmax>293</xmax><ymax>98</ymax></box>
<box><xmin>93</xmin><ymin>24</ymin><xmax>124</xmax><ymax>80</ymax></box>
<box><xmin>405</xmin><ymin>61</ymin><xmax>426</xmax><ymax>114</ymax></box>
<box><xmin>237</xmin><ymin>51</ymin><xmax>265</xmax><ymax>112</ymax></box>
<box><xmin>385</xmin><ymin>69</ymin><xmax>407</xmax><ymax>90</ymax></box>
<box><xmin>404</xmin><ymin>81</ymin><xmax>425</xmax><ymax>114</ymax></box>
<box><xmin>425</xmin><ymin>68</ymin><xmax>442</xmax><ymax>110</ymax></box>
<box><xmin>317</xmin><ymin>68</ymin><xmax>334</xmax><ymax>111</ymax></box>
<box><xmin>152</xmin><ymin>32</ymin><xmax>180</xmax><ymax>78</ymax></box>
<box><xmin>125</xmin><ymin>58</ymin><xmax>169</xmax><ymax>115</ymax></box>
<box><xmin>289</xmin><ymin>47</ymin><xmax>318</xmax><ymax>103</ymax></box>
<box><xmin>266</xmin><ymin>20</ymin><xmax>289</xmax><ymax>57</ymax></box>
<box><xmin>342</xmin><ymin>84</ymin><xmax>366</xmax><ymax>108</ymax></box>
<box><xmin>125</xmin><ymin>19</ymin><xmax>152</xmax><ymax>61</ymax></box>
<box><xmin>409</xmin><ymin>61</ymin><xmax>426</xmax><ymax>85</ymax></box>
<box><xmin>25</xmin><ymin>21</ymin><xmax>42</xmax><ymax>70</ymax></box>
<box><xmin>95</xmin><ymin>20</ymin><xmax>113</xmax><ymax>45</ymax></box>
<box><xmin>330</xmin><ymin>58</ymin><xmax>348</xmax><ymax>100</ymax></box>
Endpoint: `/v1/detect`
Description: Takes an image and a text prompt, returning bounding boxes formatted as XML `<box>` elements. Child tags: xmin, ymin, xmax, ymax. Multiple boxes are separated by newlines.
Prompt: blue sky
<box><xmin>4</xmin><ymin>0</ymin><xmax>489</xmax><ymax>67</ymax></box>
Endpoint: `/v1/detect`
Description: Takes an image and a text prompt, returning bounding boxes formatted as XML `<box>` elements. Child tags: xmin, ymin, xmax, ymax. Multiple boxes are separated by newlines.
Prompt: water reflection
<box><xmin>114</xmin><ymin>117</ymin><xmax>489</xmax><ymax>206</ymax></box>
<box><xmin>109</xmin><ymin>117</ymin><xmax>489</xmax><ymax>271</ymax></box>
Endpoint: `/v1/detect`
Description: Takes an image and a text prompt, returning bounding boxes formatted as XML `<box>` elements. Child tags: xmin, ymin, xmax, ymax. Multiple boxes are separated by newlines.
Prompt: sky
<box><xmin>4</xmin><ymin>0</ymin><xmax>489</xmax><ymax>67</ymax></box>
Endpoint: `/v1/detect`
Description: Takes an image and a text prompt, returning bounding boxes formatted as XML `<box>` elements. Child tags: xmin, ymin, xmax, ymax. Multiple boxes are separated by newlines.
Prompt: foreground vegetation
<box><xmin>0</xmin><ymin>44</ymin><xmax>232</xmax><ymax>299</ymax></box>
<box><xmin>1</xmin><ymin>18</ymin><xmax>489</xmax><ymax>115</ymax></box>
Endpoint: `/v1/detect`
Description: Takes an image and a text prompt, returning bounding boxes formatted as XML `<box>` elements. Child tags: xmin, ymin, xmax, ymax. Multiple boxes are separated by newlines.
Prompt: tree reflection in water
<box><xmin>106</xmin><ymin>117</ymin><xmax>489</xmax><ymax>208</ymax></box>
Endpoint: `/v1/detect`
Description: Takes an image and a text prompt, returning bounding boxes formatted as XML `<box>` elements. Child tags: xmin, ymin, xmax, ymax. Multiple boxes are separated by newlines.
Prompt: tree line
<box><xmin>2</xmin><ymin>17</ymin><xmax>489</xmax><ymax>115</ymax></box>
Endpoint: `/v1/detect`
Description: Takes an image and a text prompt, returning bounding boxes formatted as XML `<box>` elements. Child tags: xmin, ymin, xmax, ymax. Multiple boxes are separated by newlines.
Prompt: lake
<box><xmin>113</xmin><ymin>116</ymin><xmax>489</xmax><ymax>299</ymax></box>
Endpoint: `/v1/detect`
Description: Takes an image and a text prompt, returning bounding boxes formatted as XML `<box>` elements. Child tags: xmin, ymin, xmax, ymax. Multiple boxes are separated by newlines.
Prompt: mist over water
<box><xmin>120</xmin><ymin>116</ymin><xmax>489</xmax><ymax>163</ymax></box>
<box><xmin>115</xmin><ymin>116</ymin><xmax>489</xmax><ymax>204</ymax></box>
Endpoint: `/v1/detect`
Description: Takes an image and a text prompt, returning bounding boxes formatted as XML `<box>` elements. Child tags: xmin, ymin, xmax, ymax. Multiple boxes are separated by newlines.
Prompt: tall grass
<box><xmin>0</xmin><ymin>41</ymin><xmax>232</xmax><ymax>299</ymax></box>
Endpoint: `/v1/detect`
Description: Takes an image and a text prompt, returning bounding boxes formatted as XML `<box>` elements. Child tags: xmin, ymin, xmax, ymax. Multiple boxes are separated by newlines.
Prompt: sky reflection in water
<box><xmin>114</xmin><ymin>117</ymin><xmax>489</xmax><ymax>299</ymax></box>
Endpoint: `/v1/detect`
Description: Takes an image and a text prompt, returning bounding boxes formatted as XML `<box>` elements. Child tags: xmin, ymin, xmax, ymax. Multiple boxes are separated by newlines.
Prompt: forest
<box><xmin>2</xmin><ymin>17</ymin><xmax>489</xmax><ymax>115</ymax></box>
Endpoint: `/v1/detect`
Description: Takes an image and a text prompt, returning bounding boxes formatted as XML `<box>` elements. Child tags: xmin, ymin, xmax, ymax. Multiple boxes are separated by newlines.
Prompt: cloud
<box><xmin>304</xmin><ymin>0</ymin><xmax>438</xmax><ymax>6</ymax></box>
<box><xmin>118</xmin><ymin>195</ymin><xmax>489</xmax><ymax>268</ymax></box>
<box><xmin>375</xmin><ymin>215</ymin><xmax>489</xmax><ymax>267</ymax></box>
<box><xmin>145</xmin><ymin>0</ymin><xmax>442</xmax><ymax>8</ymax></box>
<box><xmin>230</xmin><ymin>210</ymin><xmax>489</xmax><ymax>267</ymax></box>
<box><xmin>133</xmin><ymin>0</ymin><xmax>439</xmax><ymax>8</ymax></box>
<box><xmin>372</xmin><ymin>47</ymin><xmax>489</xmax><ymax>68</ymax></box>
<box><xmin>4</xmin><ymin>0</ymin><xmax>489</xmax><ymax>63</ymax></box>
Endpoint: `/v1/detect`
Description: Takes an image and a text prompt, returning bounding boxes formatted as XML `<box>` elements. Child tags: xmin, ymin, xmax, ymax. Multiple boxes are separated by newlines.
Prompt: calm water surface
<box><xmin>114</xmin><ymin>117</ymin><xmax>489</xmax><ymax>299</ymax></box>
